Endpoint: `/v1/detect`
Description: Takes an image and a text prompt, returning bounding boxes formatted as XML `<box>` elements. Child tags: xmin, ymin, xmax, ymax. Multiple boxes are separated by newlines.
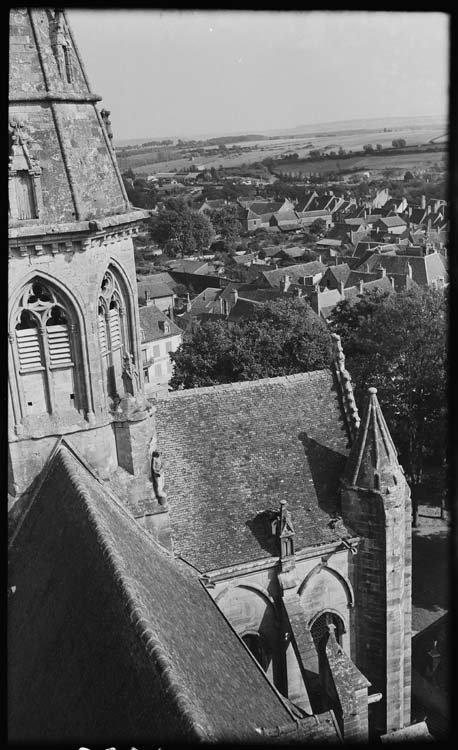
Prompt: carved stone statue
<box><xmin>122</xmin><ymin>352</ymin><xmax>139</xmax><ymax>397</ymax></box>
<box><xmin>101</xmin><ymin>109</ymin><xmax>113</xmax><ymax>141</ymax></box>
<box><xmin>151</xmin><ymin>450</ymin><xmax>167</xmax><ymax>505</ymax></box>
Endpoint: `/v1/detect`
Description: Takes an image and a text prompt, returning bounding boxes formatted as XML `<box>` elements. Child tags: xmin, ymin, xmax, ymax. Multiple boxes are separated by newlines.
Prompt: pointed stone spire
<box><xmin>343</xmin><ymin>387</ymin><xmax>400</xmax><ymax>491</ymax></box>
<box><xmin>9</xmin><ymin>8</ymin><xmax>131</xmax><ymax>226</ymax></box>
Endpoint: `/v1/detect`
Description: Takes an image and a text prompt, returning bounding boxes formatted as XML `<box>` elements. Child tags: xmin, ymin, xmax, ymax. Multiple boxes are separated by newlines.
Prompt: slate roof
<box><xmin>260</xmin><ymin>261</ymin><xmax>326</xmax><ymax>288</ymax></box>
<box><xmin>9</xmin><ymin>443</ymin><xmax>308</xmax><ymax>743</ymax></box>
<box><xmin>155</xmin><ymin>370</ymin><xmax>355</xmax><ymax>572</ymax></box>
<box><xmin>139</xmin><ymin>305</ymin><xmax>182</xmax><ymax>343</ymax></box>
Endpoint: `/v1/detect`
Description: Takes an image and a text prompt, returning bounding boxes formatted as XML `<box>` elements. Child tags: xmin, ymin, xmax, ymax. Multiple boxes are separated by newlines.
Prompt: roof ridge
<box><xmin>58</xmin><ymin>440</ymin><xmax>176</xmax><ymax>556</ymax></box>
<box><xmin>56</xmin><ymin>445</ymin><xmax>210</xmax><ymax>742</ymax></box>
<box><xmin>157</xmin><ymin>368</ymin><xmax>331</xmax><ymax>400</ymax></box>
<box><xmin>8</xmin><ymin>436</ymin><xmax>63</xmax><ymax>549</ymax></box>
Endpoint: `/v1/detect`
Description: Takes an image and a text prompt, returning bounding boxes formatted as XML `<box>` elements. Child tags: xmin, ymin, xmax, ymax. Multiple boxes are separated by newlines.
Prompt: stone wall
<box><xmin>209</xmin><ymin>546</ymin><xmax>354</xmax><ymax>709</ymax></box>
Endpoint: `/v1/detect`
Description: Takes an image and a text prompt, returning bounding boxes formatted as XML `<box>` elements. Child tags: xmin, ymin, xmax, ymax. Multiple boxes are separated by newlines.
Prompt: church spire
<box><xmin>343</xmin><ymin>387</ymin><xmax>400</xmax><ymax>491</ymax></box>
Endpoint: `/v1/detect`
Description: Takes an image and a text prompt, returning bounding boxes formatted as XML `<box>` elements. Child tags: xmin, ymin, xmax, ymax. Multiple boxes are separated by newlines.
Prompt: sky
<box><xmin>67</xmin><ymin>10</ymin><xmax>449</xmax><ymax>142</ymax></box>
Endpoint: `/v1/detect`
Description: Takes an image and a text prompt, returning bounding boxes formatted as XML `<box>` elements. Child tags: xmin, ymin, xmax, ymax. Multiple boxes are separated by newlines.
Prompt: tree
<box><xmin>329</xmin><ymin>286</ymin><xmax>447</xmax><ymax>525</ymax></box>
<box><xmin>149</xmin><ymin>198</ymin><xmax>214</xmax><ymax>257</ymax></box>
<box><xmin>211</xmin><ymin>205</ymin><xmax>243</xmax><ymax>249</ymax></box>
<box><xmin>170</xmin><ymin>298</ymin><xmax>333</xmax><ymax>389</ymax></box>
<box><xmin>363</xmin><ymin>143</ymin><xmax>374</xmax><ymax>153</ymax></box>
<box><xmin>376</xmin><ymin>143</ymin><xmax>383</xmax><ymax>151</ymax></box>
<box><xmin>404</xmin><ymin>170</ymin><xmax>414</xmax><ymax>181</ymax></box>
<box><xmin>309</xmin><ymin>218</ymin><xmax>327</xmax><ymax>237</ymax></box>
<box><xmin>392</xmin><ymin>138</ymin><xmax>407</xmax><ymax>149</ymax></box>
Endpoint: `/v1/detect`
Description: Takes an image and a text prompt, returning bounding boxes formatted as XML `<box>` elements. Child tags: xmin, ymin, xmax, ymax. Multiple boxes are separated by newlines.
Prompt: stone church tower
<box><xmin>8</xmin><ymin>9</ymin><xmax>167</xmax><ymax>543</ymax></box>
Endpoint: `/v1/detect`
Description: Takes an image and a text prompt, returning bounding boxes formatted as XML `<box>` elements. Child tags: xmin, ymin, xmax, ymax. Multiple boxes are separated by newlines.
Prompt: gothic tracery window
<box><xmin>98</xmin><ymin>269</ymin><xmax>131</xmax><ymax>401</ymax></box>
<box><xmin>13</xmin><ymin>281</ymin><xmax>81</xmax><ymax>416</ymax></box>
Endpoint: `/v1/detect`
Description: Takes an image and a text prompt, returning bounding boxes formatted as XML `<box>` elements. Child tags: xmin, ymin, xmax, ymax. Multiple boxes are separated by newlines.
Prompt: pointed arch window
<box><xmin>11</xmin><ymin>281</ymin><xmax>82</xmax><ymax>417</ymax></box>
<box><xmin>98</xmin><ymin>269</ymin><xmax>132</xmax><ymax>401</ymax></box>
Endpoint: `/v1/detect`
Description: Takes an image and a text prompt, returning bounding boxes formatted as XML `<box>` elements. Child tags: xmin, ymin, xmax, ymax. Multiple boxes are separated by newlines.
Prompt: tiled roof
<box><xmin>249</xmin><ymin>201</ymin><xmax>283</xmax><ymax>215</ymax></box>
<box><xmin>260</xmin><ymin>261</ymin><xmax>326</xmax><ymax>288</ymax></box>
<box><xmin>188</xmin><ymin>287</ymin><xmax>222</xmax><ymax>315</ymax></box>
<box><xmin>9</xmin><ymin>443</ymin><xmax>300</xmax><ymax>743</ymax></box>
<box><xmin>353</xmin><ymin>253</ymin><xmax>447</xmax><ymax>286</ymax></box>
<box><xmin>137</xmin><ymin>276</ymin><xmax>175</xmax><ymax>301</ymax></box>
<box><xmin>343</xmin><ymin>276</ymin><xmax>394</xmax><ymax>301</ymax></box>
<box><xmin>377</xmin><ymin>216</ymin><xmax>407</xmax><ymax>228</ymax></box>
<box><xmin>272</xmin><ymin>210</ymin><xmax>301</xmax><ymax>224</ymax></box>
<box><xmin>274</xmin><ymin>247</ymin><xmax>306</xmax><ymax>258</ymax></box>
<box><xmin>342</xmin><ymin>218</ymin><xmax>368</xmax><ymax>227</ymax></box>
<box><xmin>168</xmin><ymin>259</ymin><xmax>210</xmax><ymax>274</ymax></box>
<box><xmin>296</xmin><ymin>209</ymin><xmax>332</xmax><ymax>219</ymax></box>
<box><xmin>409</xmin><ymin>208</ymin><xmax>427</xmax><ymax>226</ymax></box>
<box><xmin>316</xmin><ymin>238</ymin><xmax>343</xmax><ymax>247</ymax></box>
<box><xmin>353</xmin><ymin>242</ymin><xmax>381</xmax><ymax>257</ymax></box>
<box><xmin>323</xmin><ymin>264</ymin><xmax>351</xmax><ymax>284</ymax></box>
<box><xmin>139</xmin><ymin>305</ymin><xmax>182</xmax><ymax>343</ymax></box>
<box><xmin>155</xmin><ymin>370</ymin><xmax>354</xmax><ymax>572</ymax></box>
<box><xmin>346</xmin><ymin>270</ymin><xmax>382</xmax><ymax>287</ymax></box>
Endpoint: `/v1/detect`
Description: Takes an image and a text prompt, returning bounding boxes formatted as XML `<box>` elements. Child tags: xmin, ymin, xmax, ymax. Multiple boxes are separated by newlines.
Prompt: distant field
<box><xmin>274</xmin><ymin>149</ymin><xmax>448</xmax><ymax>177</ymax></box>
<box><xmin>119</xmin><ymin>123</ymin><xmax>447</xmax><ymax>176</ymax></box>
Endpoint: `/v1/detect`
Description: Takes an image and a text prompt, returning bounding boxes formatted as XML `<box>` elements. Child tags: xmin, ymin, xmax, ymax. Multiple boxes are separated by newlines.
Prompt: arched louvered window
<box><xmin>98</xmin><ymin>269</ymin><xmax>132</xmax><ymax>401</ymax></box>
<box><xmin>12</xmin><ymin>281</ymin><xmax>81</xmax><ymax>416</ymax></box>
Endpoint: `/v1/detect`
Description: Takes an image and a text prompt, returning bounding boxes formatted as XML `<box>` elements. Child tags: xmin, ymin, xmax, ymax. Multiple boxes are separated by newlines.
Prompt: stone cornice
<box><xmin>8</xmin><ymin>209</ymin><xmax>150</xmax><ymax>258</ymax></box>
<box><xmin>10</xmin><ymin>92</ymin><xmax>103</xmax><ymax>103</ymax></box>
<box><xmin>202</xmin><ymin>537</ymin><xmax>360</xmax><ymax>582</ymax></box>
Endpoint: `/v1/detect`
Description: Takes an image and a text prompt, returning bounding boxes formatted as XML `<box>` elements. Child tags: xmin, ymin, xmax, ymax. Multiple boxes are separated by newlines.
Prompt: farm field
<box><xmin>274</xmin><ymin>148</ymin><xmax>447</xmax><ymax>178</ymax></box>
<box><xmin>118</xmin><ymin>121</ymin><xmax>447</xmax><ymax>176</ymax></box>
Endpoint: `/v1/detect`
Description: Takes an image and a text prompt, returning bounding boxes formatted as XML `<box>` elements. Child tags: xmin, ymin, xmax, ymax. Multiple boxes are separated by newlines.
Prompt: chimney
<box><xmin>281</xmin><ymin>274</ymin><xmax>291</xmax><ymax>292</ymax></box>
<box><xmin>390</xmin><ymin>276</ymin><xmax>395</xmax><ymax>289</ymax></box>
<box><xmin>407</xmin><ymin>261</ymin><xmax>413</xmax><ymax>279</ymax></box>
<box><xmin>339</xmin><ymin>281</ymin><xmax>345</xmax><ymax>296</ymax></box>
<box><xmin>427</xmin><ymin>204</ymin><xmax>431</xmax><ymax>215</ymax></box>
<box><xmin>310</xmin><ymin>287</ymin><xmax>320</xmax><ymax>316</ymax></box>
<box><xmin>186</xmin><ymin>293</ymin><xmax>191</xmax><ymax>313</ymax></box>
<box><xmin>230</xmin><ymin>288</ymin><xmax>238</xmax><ymax>306</ymax></box>
<box><xmin>421</xmin><ymin>194</ymin><xmax>426</xmax><ymax>209</ymax></box>
<box><xmin>408</xmin><ymin>206</ymin><xmax>412</xmax><ymax>217</ymax></box>
<box><xmin>379</xmin><ymin>267</ymin><xmax>386</xmax><ymax>278</ymax></box>
<box><xmin>145</xmin><ymin>289</ymin><xmax>150</xmax><ymax>304</ymax></box>
<box><xmin>359</xmin><ymin>280</ymin><xmax>364</xmax><ymax>294</ymax></box>
<box><xmin>318</xmin><ymin>254</ymin><xmax>322</xmax><ymax>263</ymax></box>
